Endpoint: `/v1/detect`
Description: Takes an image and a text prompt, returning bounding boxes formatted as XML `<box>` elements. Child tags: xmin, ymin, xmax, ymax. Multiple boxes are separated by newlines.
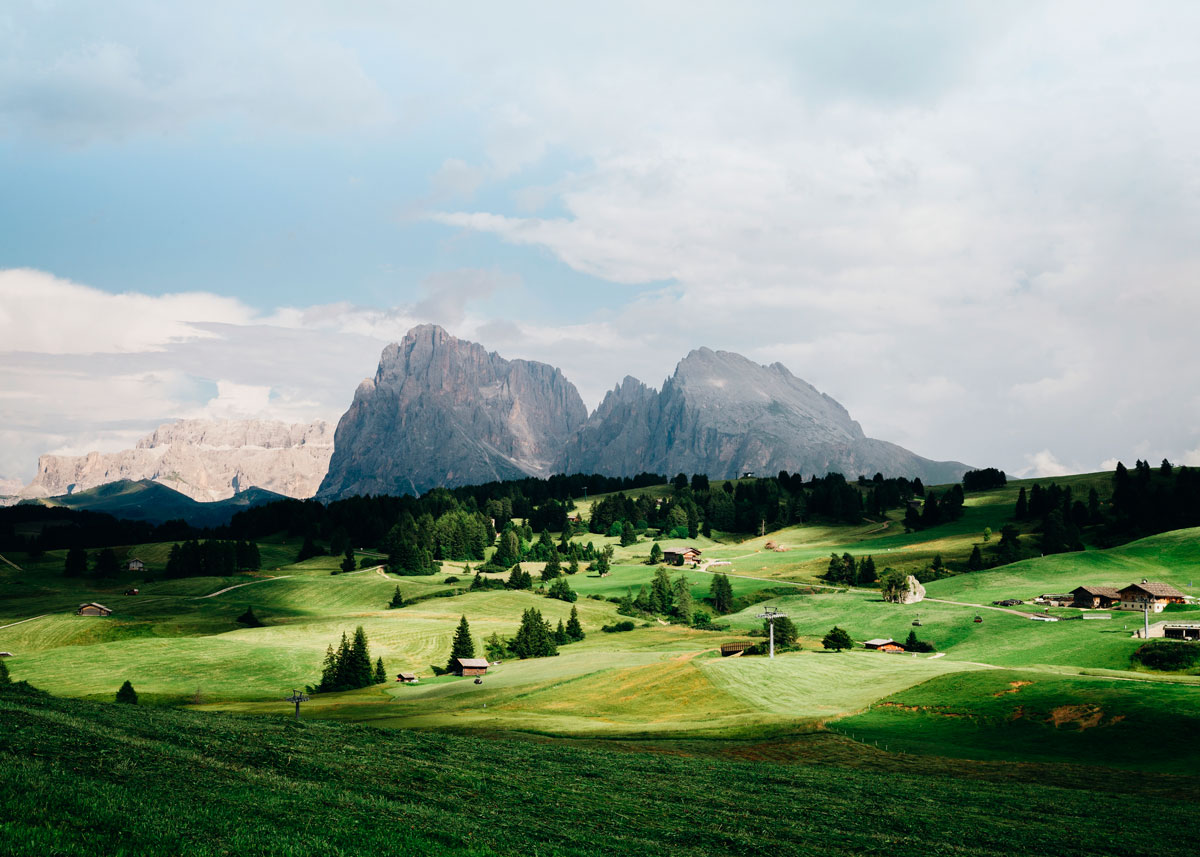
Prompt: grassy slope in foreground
<box><xmin>2</xmin><ymin>685</ymin><xmax>1196</xmax><ymax>857</ymax></box>
<box><xmin>833</xmin><ymin>669</ymin><xmax>1200</xmax><ymax>774</ymax></box>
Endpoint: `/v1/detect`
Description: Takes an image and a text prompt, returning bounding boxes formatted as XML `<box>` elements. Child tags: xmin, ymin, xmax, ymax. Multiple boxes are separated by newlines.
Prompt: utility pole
<box><xmin>1143</xmin><ymin>600</ymin><xmax>1151</xmax><ymax>640</ymax></box>
<box><xmin>757</xmin><ymin>606</ymin><xmax>789</xmax><ymax>658</ymax></box>
<box><xmin>285</xmin><ymin>689</ymin><xmax>310</xmax><ymax>721</ymax></box>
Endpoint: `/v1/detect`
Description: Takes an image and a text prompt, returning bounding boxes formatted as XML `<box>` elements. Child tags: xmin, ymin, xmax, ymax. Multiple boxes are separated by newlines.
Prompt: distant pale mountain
<box><xmin>20</xmin><ymin>419</ymin><xmax>334</xmax><ymax>503</ymax></box>
<box><xmin>28</xmin><ymin>479</ymin><xmax>286</xmax><ymax>527</ymax></box>
<box><xmin>317</xmin><ymin>326</ymin><xmax>969</xmax><ymax>500</ymax></box>
<box><xmin>317</xmin><ymin>324</ymin><xmax>588</xmax><ymax>499</ymax></box>
<box><xmin>556</xmin><ymin>347</ymin><xmax>969</xmax><ymax>484</ymax></box>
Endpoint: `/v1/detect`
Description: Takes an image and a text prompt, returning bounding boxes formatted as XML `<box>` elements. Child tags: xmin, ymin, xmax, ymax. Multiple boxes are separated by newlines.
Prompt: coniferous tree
<box><xmin>554</xmin><ymin>618</ymin><xmax>570</xmax><ymax>645</ymax></box>
<box><xmin>565</xmin><ymin>605</ymin><xmax>584</xmax><ymax>642</ymax></box>
<box><xmin>446</xmin><ymin>616</ymin><xmax>476</xmax><ymax>671</ymax></box>
<box><xmin>709</xmin><ymin>573</ymin><xmax>734</xmax><ymax>614</ymax></box>
<box><xmin>541</xmin><ymin>552</ymin><xmax>562</xmax><ymax>581</ymax></box>
<box><xmin>348</xmin><ymin>626</ymin><xmax>373</xmax><ymax>688</ymax></box>
<box><xmin>648</xmin><ymin>542</ymin><xmax>663</xmax><ymax>565</ymax></box>
<box><xmin>509</xmin><ymin>608</ymin><xmax>556</xmax><ymax>659</ymax></box>
<box><xmin>1015</xmin><ymin>487</ymin><xmax>1028</xmax><ymax>519</ymax></box>
<box><xmin>64</xmin><ymin>546</ymin><xmax>87</xmax><ymax>578</ymax></box>
<box><xmin>340</xmin><ymin>547</ymin><xmax>357</xmax><ymax>574</ymax></box>
<box><xmin>373</xmin><ymin>657</ymin><xmax>386</xmax><ymax>684</ymax></box>
<box><xmin>296</xmin><ymin>535</ymin><xmax>326</xmax><ymax>562</ymax></box>
<box><xmin>317</xmin><ymin>644</ymin><xmax>338</xmax><ymax>691</ymax></box>
<box><xmin>92</xmin><ymin>548</ymin><xmax>119</xmax><ymax>579</ymax></box>
<box><xmin>388</xmin><ymin>586</ymin><xmax>405</xmax><ymax>609</ymax></box>
<box><xmin>115</xmin><ymin>680</ymin><xmax>138</xmax><ymax>705</ymax></box>
<box><xmin>567</xmin><ymin>554</ymin><xmax>580</xmax><ymax>575</ymax></box>
<box><xmin>855</xmin><ymin>556</ymin><xmax>877</xmax><ymax>587</ymax></box>
<box><xmin>236</xmin><ymin>606</ymin><xmax>263</xmax><ymax>627</ymax></box>
<box><xmin>967</xmin><ymin>545</ymin><xmax>983</xmax><ymax>571</ymax></box>
<box><xmin>672</xmin><ymin>574</ymin><xmax>694</xmax><ymax>621</ymax></box>
<box><xmin>484</xmin><ymin>632</ymin><xmax>507</xmax><ymax>660</ymax></box>
<box><xmin>650</xmin><ymin>567</ymin><xmax>673</xmax><ymax>613</ymax></box>
<box><xmin>0</xmin><ymin>658</ymin><xmax>10</xmax><ymax>686</ymax></box>
<box><xmin>822</xmin><ymin>627</ymin><xmax>853</xmax><ymax>651</ymax></box>
<box><xmin>547</xmin><ymin>577</ymin><xmax>577</xmax><ymax>602</ymax></box>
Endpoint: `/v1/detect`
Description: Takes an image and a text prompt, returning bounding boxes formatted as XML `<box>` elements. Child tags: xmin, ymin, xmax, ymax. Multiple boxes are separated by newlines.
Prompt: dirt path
<box><xmin>196</xmin><ymin>576</ymin><xmax>293</xmax><ymax>599</ymax></box>
<box><xmin>0</xmin><ymin>614</ymin><xmax>48</xmax><ymax>631</ymax></box>
<box><xmin>0</xmin><ymin>552</ymin><xmax>24</xmax><ymax>571</ymax></box>
<box><xmin>923</xmin><ymin>597</ymin><xmax>1040</xmax><ymax>619</ymax></box>
<box><xmin>692</xmin><ymin>562</ymin><xmax>846</xmax><ymax>593</ymax></box>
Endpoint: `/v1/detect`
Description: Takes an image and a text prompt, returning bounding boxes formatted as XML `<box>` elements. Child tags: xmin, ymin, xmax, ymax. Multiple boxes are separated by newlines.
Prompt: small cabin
<box><xmin>396</xmin><ymin>672</ymin><xmax>419</xmax><ymax>683</ymax></box>
<box><xmin>451</xmin><ymin>657</ymin><xmax>489</xmax><ymax>677</ymax></box>
<box><xmin>76</xmin><ymin>603</ymin><xmax>112</xmax><ymax>617</ymax></box>
<box><xmin>864</xmin><ymin>638</ymin><xmax>904</xmax><ymax>653</ymax></box>
<box><xmin>720</xmin><ymin>641</ymin><xmax>753</xmax><ymax>657</ymax></box>
<box><xmin>662</xmin><ymin>547</ymin><xmax>702</xmax><ymax>566</ymax></box>
<box><xmin>0</xmin><ymin>652</ymin><xmax>13</xmax><ymax>658</ymax></box>
<box><xmin>1038</xmin><ymin>593</ymin><xmax>1074</xmax><ymax>607</ymax></box>
<box><xmin>1072</xmin><ymin>586</ymin><xmax>1121</xmax><ymax>609</ymax></box>
<box><xmin>1117</xmin><ymin>582</ymin><xmax>1187</xmax><ymax>613</ymax></box>
<box><xmin>127</xmin><ymin>558</ymin><xmax>145</xmax><ymax>573</ymax></box>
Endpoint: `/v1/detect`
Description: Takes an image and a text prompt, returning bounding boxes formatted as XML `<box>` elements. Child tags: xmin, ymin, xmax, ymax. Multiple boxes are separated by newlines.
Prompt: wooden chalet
<box><xmin>1118</xmin><ymin>582</ymin><xmax>1187</xmax><ymax>613</ymax></box>
<box><xmin>864</xmin><ymin>638</ymin><xmax>904</xmax><ymax>653</ymax></box>
<box><xmin>127</xmin><ymin>558</ymin><xmax>145</xmax><ymax>572</ymax></box>
<box><xmin>720</xmin><ymin>641</ymin><xmax>753</xmax><ymax>657</ymax></box>
<box><xmin>76</xmin><ymin>603</ymin><xmax>112</xmax><ymax>617</ymax></box>
<box><xmin>396</xmin><ymin>672</ymin><xmax>419</xmax><ymax>683</ymax></box>
<box><xmin>1071</xmin><ymin>586</ymin><xmax>1121</xmax><ymax>609</ymax></box>
<box><xmin>662</xmin><ymin>547</ymin><xmax>702</xmax><ymax>566</ymax></box>
<box><xmin>451</xmin><ymin>657</ymin><xmax>489</xmax><ymax>677</ymax></box>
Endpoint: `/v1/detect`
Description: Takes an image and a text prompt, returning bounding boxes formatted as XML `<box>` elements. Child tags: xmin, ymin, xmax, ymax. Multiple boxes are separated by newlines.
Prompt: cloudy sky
<box><xmin>2</xmin><ymin>1</ymin><xmax>1199</xmax><ymax>485</ymax></box>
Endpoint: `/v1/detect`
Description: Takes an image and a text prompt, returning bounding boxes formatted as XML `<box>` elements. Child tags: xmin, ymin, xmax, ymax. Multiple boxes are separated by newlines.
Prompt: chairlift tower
<box><xmin>285</xmin><ymin>688</ymin><xmax>310</xmax><ymax>721</ymax></box>
<box><xmin>757</xmin><ymin>606</ymin><xmax>789</xmax><ymax>658</ymax></box>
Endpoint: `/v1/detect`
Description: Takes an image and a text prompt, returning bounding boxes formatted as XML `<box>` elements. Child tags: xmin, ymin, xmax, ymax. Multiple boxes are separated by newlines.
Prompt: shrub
<box><xmin>1132</xmin><ymin>641</ymin><xmax>1200</xmax><ymax>673</ymax></box>
<box><xmin>601</xmin><ymin>621</ymin><xmax>636</xmax><ymax>633</ymax></box>
<box><xmin>444</xmin><ymin>576</ymin><xmax>460</xmax><ymax>584</ymax></box>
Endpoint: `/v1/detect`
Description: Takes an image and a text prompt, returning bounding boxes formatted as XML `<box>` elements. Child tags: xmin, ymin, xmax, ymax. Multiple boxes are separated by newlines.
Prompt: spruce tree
<box><xmin>447</xmin><ymin>615</ymin><xmax>476</xmax><ymax>671</ymax></box>
<box><xmin>317</xmin><ymin>644</ymin><xmax>338</xmax><ymax>692</ymax></box>
<box><xmin>547</xmin><ymin>577</ymin><xmax>577</xmax><ymax>602</ymax></box>
<box><xmin>333</xmin><ymin>632</ymin><xmax>353</xmax><ymax>690</ymax></box>
<box><xmin>115</xmin><ymin>680</ymin><xmax>138</xmax><ymax>705</ymax></box>
<box><xmin>650</xmin><ymin>567</ymin><xmax>673</xmax><ymax>613</ymax></box>
<box><xmin>340</xmin><ymin>547</ymin><xmax>357</xmax><ymax>574</ymax></box>
<box><xmin>672</xmin><ymin>574</ymin><xmax>694</xmax><ymax>621</ymax></box>
<box><xmin>709</xmin><ymin>573</ymin><xmax>734</xmax><ymax>614</ymax></box>
<box><xmin>0</xmin><ymin>658</ymin><xmax>10</xmax><ymax>686</ymax></box>
<box><xmin>967</xmin><ymin>545</ymin><xmax>983</xmax><ymax>571</ymax></box>
<box><xmin>554</xmin><ymin>619</ymin><xmax>569</xmax><ymax>645</ymax></box>
<box><xmin>567</xmin><ymin>555</ymin><xmax>580</xmax><ymax>575</ymax></box>
<box><xmin>565</xmin><ymin>605</ymin><xmax>584</xmax><ymax>642</ymax></box>
<box><xmin>389</xmin><ymin>586</ymin><xmax>405</xmax><ymax>608</ymax></box>
<box><xmin>348</xmin><ymin>626</ymin><xmax>373</xmax><ymax>688</ymax></box>
<box><xmin>541</xmin><ymin>552</ymin><xmax>562</xmax><ymax>581</ymax></box>
<box><xmin>64</xmin><ymin>546</ymin><xmax>87</xmax><ymax>578</ymax></box>
<box><xmin>373</xmin><ymin>657</ymin><xmax>386</xmax><ymax>684</ymax></box>
<box><xmin>510</xmin><ymin>608</ymin><xmax>556</xmax><ymax>659</ymax></box>
<box><xmin>648</xmin><ymin>542</ymin><xmax>663</xmax><ymax>565</ymax></box>
<box><xmin>92</xmin><ymin>548</ymin><xmax>119</xmax><ymax>579</ymax></box>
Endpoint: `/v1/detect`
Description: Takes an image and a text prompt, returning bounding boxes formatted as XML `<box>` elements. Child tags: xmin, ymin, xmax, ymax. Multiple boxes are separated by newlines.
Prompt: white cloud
<box><xmin>0</xmin><ymin>269</ymin><xmax>255</xmax><ymax>354</ymax></box>
<box><xmin>1021</xmin><ymin>450</ymin><xmax>1072</xmax><ymax>478</ymax></box>
<box><xmin>1182</xmin><ymin>447</ymin><xmax>1200</xmax><ymax>467</ymax></box>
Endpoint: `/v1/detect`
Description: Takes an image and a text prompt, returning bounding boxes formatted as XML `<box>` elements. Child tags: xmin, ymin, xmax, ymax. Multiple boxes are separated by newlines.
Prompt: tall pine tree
<box><xmin>446</xmin><ymin>616</ymin><xmax>476</xmax><ymax>671</ymax></box>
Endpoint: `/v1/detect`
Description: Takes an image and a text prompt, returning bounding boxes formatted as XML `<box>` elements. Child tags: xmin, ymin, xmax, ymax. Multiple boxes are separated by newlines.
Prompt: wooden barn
<box><xmin>1038</xmin><ymin>593</ymin><xmax>1074</xmax><ymax>607</ymax></box>
<box><xmin>127</xmin><ymin>558</ymin><xmax>145</xmax><ymax>572</ymax></box>
<box><xmin>76</xmin><ymin>603</ymin><xmax>112</xmax><ymax>617</ymax></box>
<box><xmin>451</xmin><ymin>657</ymin><xmax>489</xmax><ymax>677</ymax></box>
<box><xmin>396</xmin><ymin>672</ymin><xmax>419</xmax><ymax>683</ymax></box>
<box><xmin>1118</xmin><ymin>582</ymin><xmax>1187</xmax><ymax>613</ymax></box>
<box><xmin>662</xmin><ymin>547</ymin><xmax>702</xmax><ymax>566</ymax></box>
<box><xmin>720</xmin><ymin>641</ymin><xmax>753</xmax><ymax>657</ymax></box>
<box><xmin>1072</xmin><ymin>586</ymin><xmax>1121</xmax><ymax>609</ymax></box>
<box><xmin>864</xmin><ymin>638</ymin><xmax>904</xmax><ymax>653</ymax></box>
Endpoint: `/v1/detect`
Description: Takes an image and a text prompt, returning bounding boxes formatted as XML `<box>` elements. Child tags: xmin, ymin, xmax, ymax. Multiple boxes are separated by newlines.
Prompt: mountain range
<box><xmin>10</xmin><ymin>324</ymin><xmax>969</xmax><ymax>512</ymax></box>
<box><xmin>317</xmin><ymin>324</ymin><xmax>968</xmax><ymax>499</ymax></box>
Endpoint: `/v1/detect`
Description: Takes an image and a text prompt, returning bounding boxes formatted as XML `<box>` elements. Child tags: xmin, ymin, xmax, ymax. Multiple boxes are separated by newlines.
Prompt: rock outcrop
<box><xmin>556</xmin><ymin>347</ymin><xmax>968</xmax><ymax>484</ymax></box>
<box><xmin>20</xmin><ymin>419</ymin><xmax>334</xmax><ymax>502</ymax></box>
<box><xmin>316</xmin><ymin>324</ymin><xmax>588</xmax><ymax>499</ymax></box>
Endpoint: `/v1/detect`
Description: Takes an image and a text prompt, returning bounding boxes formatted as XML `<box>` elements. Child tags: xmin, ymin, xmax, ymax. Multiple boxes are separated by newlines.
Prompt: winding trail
<box><xmin>195</xmin><ymin>576</ymin><xmax>293</xmax><ymax>599</ymax></box>
<box><xmin>923</xmin><ymin>597</ymin><xmax>1040</xmax><ymax>619</ymax></box>
<box><xmin>0</xmin><ymin>614</ymin><xmax>48</xmax><ymax>631</ymax></box>
<box><xmin>0</xmin><ymin>552</ymin><xmax>24</xmax><ymax>571</ymax></box>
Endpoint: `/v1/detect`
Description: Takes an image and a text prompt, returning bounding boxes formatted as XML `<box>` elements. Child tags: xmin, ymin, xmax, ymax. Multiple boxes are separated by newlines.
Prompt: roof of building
<box><xmin>78</xmin><ymin>602</ymin><xmax>111</xmax><ymax>611</ymax></box>
<box><xmin>1072</xmin><ymin>586</ymin><xmax>1122</xmax><ymax>598</ymax></box>
<box><xmin>453</xmin><ymin>657</ymin><xmax>490</xmax><ymax>668</ymax></box>
<box><xmin>1120</xmin><ymin>582</ymin><xmax>1186</xmax><ymax>598</ymax></box>
<box><xmin>397</xmin><ymin>672</ymin><xmax>418</xmax><ymax>679</ymax></box>
<box><xmin>1040</xmin><ymin>594</ymin><xmax>1074</xmax><ymax>599</ymax></box>
<box><xmin>864</xmin><ymin>638</ymin><xmax>898</xmax><ymax>647</ymax></box>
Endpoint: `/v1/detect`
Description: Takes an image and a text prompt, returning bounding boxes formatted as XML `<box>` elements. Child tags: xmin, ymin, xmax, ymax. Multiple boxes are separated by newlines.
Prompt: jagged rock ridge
<box><xmin>20</xmin><ymin>419</ymin><xmax>334</xmax><ymax>503</ymax></box>
<box><xmin>555</xmin><ymin>347</ymin><xmax>968</xmax><ymax>484</ymax></box>
<box><xmin>316</xmin><ymin>324</ymin><xmax>589</xmax><ymax>499</ymax></box>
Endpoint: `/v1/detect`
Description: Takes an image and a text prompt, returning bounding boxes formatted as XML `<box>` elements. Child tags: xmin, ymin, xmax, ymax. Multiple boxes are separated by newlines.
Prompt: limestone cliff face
<box><xmin>556</xmin><ymin>348</ymin><xmax>968</xmax><ymax>484</ymax></box>
<box><xmin>20</xmin><ymin>419</ymin><xmax>333</xmax><ymax>502</ymax></box>
<box><xmin>316</xmin><ymin>324</ymin><xmax>589</xmax><ymax>498</ymax></box>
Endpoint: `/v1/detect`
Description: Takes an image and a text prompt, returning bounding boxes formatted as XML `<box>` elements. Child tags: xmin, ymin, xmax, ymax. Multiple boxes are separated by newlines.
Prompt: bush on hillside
<box><xmin>1132</xmin><ymin>641</ymin><xmax>1200</xmax><ymax>673</ymax></box>
<box><xmin>602</xmin><ymin>620</ymin><xmax>636</xmax><ymax>633</ymax></box>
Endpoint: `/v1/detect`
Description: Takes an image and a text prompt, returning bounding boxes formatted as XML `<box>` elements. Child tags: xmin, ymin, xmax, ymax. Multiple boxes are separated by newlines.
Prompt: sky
<box><xmin>2</xmin><ymin>1</ymin><xmax>1199</xmax><ymax>485</ymax></box>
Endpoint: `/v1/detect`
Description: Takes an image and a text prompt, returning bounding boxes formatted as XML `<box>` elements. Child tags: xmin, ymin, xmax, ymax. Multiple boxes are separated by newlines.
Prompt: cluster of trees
<box><xmin>962</xmin><ymin>468</ymin><xmax>1007</xmax><ymax>492</ymax></box>
<box><xmin>449</xmin><ymin>610</ymin><xmax>585</xmax><ymax>669</ymax></box>
<box><xmin>616</xmin><ymin>567</ymin><xmax>703</xmax><ymax>624</ymax></box>
<box><xmin>1015</xmin><ymin>482</ymin><xmax>1089</xmax><ymax>555</ymax></box>
<box><xmin>313</xmin><ymin>626</ymin><xmax>386</xmax><ymax>693</ymax></box>
<box><xmin>1108</xmin><ymin>459</ymin><xmax>1200</xmax><ymax>541</ymax></box>
<box><xmin>165</xmin><ymin>540</ymin><xmax>262</xmax><ymax>578</ymax></box>
<box><xmin>902</xmin><ymin>484</ymin><xmax>965</xmax><ymax>532</ymax></box>
<box><xmin>823</xmin><ymin>553</ymin><xmax>877</xmax><ymax>587</ymax></box>
<box><xmin>822</xmin><ymin>627</ymin><xmax>853</xmax><ymax>651</ymax></box>
<box><xmin>0</xmin><ymin>505</ymin><xmax>196</xmax><ymax>555</ymax></box>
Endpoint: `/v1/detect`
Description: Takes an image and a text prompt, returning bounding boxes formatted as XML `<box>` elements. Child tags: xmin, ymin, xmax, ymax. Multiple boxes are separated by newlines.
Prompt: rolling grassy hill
<box><xmin>28</xmin><ymin>479</ymin><xmax>287</xmax><ymax>527</ymax></box>
<box><xmin>2</xmin><ymin>684</ymin><xmax>1196</xmax><ymax>857</ymax></box>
